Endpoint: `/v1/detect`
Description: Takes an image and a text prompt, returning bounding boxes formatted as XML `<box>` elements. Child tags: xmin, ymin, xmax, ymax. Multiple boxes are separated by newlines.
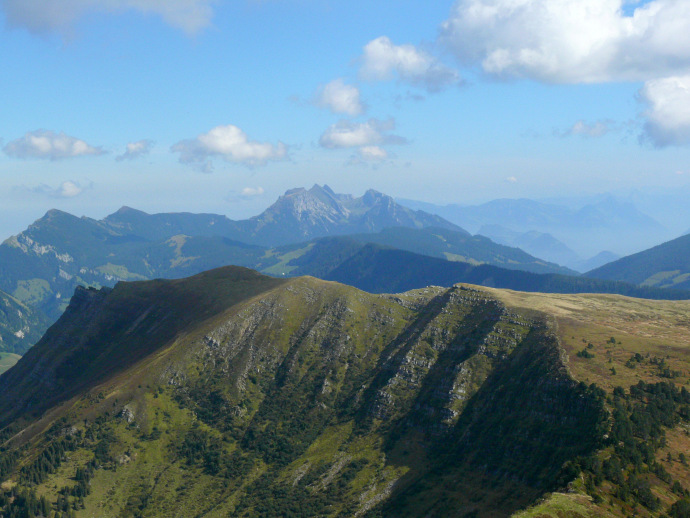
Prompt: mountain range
<box><xmin>2</xmin><ymin>185</ymin><xmax>690</xmax><ymax>515</ymax></box>
<box><xmin>398</xmin><ymin>195</ymin><xmax>668</xmax><ymax>261</ymax></box>
<box><xmin>4</xmin><ymin>185</ymin><xmax>690</xmax><ymax>364</ymax></box>
<box><xmin>312</xmin><ymin>241</ymin><xmax>690</xmax><ymax>300</ymax></box>
<box><xmin>0</xmin><ymin>185</ymin><xmax>460</xmax><ymax>319</ymax></box>
<box><xmin>0</xmin><ymin>187</ymin><xmax>571</xmax><ymax>335</ymax></box>
<box><xmin>1</xmin><ymin>266</ymin><xmax>689</xmax><ymax>516</ymax></box>
<box><xmin>105</xmin><ymin>185</ymin><xmax>460</xmax><ymax>247</ymax></box>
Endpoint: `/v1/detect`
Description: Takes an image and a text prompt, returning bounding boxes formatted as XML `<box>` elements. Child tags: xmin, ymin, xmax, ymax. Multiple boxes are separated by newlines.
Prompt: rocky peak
<box><xmin>283</xmin><ymin>187</ymin><xmax>307</xmax><ymax>197</ymax></box>
<box><xmin>33</xmin><ymin>209</ymin><xmax>81</xmax><ymax>227</ymax></box>
<box><xmin>268</xmin><ymin>186</ymin><xmax>349</xmax><ymax>223</ymax></box>
<box><xmin>361</xmin><ymin>189</ymin><xmax>388</xmax><ymax>207</ymax></box>
<box><xmin>113</xmin><ymin>206</ymin><xmax>149</xmax><ymax>216</ymax></box>
<box><xmin>104</xmin><ymin>206</ymin><xmax>151</xmax><ymax>224</ymax></box>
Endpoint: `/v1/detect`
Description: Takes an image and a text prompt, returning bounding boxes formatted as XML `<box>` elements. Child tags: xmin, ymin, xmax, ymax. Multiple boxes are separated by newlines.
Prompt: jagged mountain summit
<box><xmin>234</xmin><ymin>184</ymin><xmax>463</xmax><ymax>246</ymax></box>
<box><xmin>0</xmin><ymin>186</ymin><xmax>457</xmax><ymax>317</ymax></box>
<box><xmin>103</xmin><ymin>185</ymin><xmax>462</xmax><ymax>247</ymax></box>
<box><xmin>1</xmin><ymin>266</ymin><xmax>689</xmax><ymax>517</ymax></box>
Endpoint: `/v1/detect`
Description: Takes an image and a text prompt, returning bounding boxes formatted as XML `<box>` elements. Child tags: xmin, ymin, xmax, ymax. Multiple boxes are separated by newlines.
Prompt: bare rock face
<box><xmin>0</xmin><ymin>287</ymin><xmax>52</xmax><ymax>356</ymax></box>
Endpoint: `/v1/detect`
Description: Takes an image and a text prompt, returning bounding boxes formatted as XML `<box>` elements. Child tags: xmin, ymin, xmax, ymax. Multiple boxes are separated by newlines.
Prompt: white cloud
<box><xmin>0</xmin><ymin>0</ymin><xmax>214</xmax><ymax>35</ymax></box>
<box><xmin>116</xmin><ymin>139</ymin><xmax>154</xmax><ymax>161</ymax></box>
<box><xmin>639</xmin><ymin>75</ymin><xmax>690</xmax><ymax>147</ymax></box>
<box><xmin>28</xmin><ymin>180</ymin><xmax>89</xmax><ymax>198</ymax></box>
<box><xmin>440</xmin><ymin>0</ymin><xmax>690</xmax><ymax>83</ymax></box>
<box><xmin>506</xmin><ymin>176</ymin><xmax>518</xmax><ymax>183</ymax></box>
<box><xmin>360</xmin><ymin>36</ymin><xmax>462</xmax><ymax>92</ymax></box>
<box><xmin>347</xmin><ymin>146</ymin><xmax>390</xmax><ymax>167</ymax></box>
<box><xmin>3</xmin><ymin>129</ymin><xmax>103</xmax><ymax>160</ymax></box>
<box><xmin>561</xmin><ymin>120</ymin><xmax>611</xmax><ymax>138</ymax></box>
<box><xmin>171</xmin><ymin>125</ymin><xmax>287</xmax><ymax>170</ymax></box>
<box><xmin>241</xmin><ymin>186</ymin><xmax>265</xmax><ymax>197</ymax></box>
<box><xmin>56</xmin><ymin>180</ymin><xmax>84</xmax><ymax>197</ymax></box>
<box><xmin>314</xmin><ymin>79</ymin><xmax>364</xmax><ymax>116</ymax></box>
<box><xmin>319</xmin><ymin>118</ymin><xmax>406</xmax><ymax>149</ymax></box>
<box><xmin>358</xmin><ymin>146</ymin><xmax>388</xmax><ymax>161</ymax></box>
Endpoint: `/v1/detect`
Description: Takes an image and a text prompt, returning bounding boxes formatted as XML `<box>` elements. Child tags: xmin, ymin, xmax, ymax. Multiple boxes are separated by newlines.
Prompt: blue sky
<box><xmin>2</xmin><ymin>0</ymin><xmax>690</xmax><ymax>239</ymax></box>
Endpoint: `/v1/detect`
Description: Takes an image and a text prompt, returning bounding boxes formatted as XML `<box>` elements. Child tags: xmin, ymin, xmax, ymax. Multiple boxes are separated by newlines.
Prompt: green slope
<box><xmin>2</xmin><ymin>267</ymin><xmax>690</xmax><ymax>516</ymax></box>
<box><xmin>0</xmin><ymin>266</ymin><xmax>287</xmax><ymax>425</ymax></box>
<box><xmin>587</xmin><ymin>233</ymin><xmax>690</xmax><ymax>290</ymax></box>
<box><xmin>345</xmin><ymin>226</ymin><xmax>576</xmax><ymax>275</ymax></box>
<box><xmin>0</xmin><ymin>211</ymin><xmax>270</xmax><ymax>321</ymax></box>
<box><xmin>0</xmin><ymin>353</ymin><xmax>21</xmax><ymax>374</ymax></box>
<box><xmin>320</xmin><ymin>243</ymin><xmax>690</xmax><ymax>300</ymax></box>
<box><xmin>3</xmin><ymin>267</ymin><xmax>689</xmax><ymax>516</ymax></box>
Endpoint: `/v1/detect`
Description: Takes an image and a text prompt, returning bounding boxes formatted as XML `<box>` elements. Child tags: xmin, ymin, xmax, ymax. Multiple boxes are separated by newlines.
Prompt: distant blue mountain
<box><xmin>397</xmin><ymin>195</ymin><xmax>666</xmax><ymax>258</ymax></box>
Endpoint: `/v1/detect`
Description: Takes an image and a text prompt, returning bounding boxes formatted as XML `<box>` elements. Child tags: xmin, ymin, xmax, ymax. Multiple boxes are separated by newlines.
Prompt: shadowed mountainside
<box><xmin>0</xmin><ymin>267</ymin><xmax>606</xmax><ymax>517</ymax></box>
<box><xmin>1</xmin><ymin>267</ymin><xmax>690</xmax><ymax>516</ymax></box>
<box><xmin>311</xmin><ymin>242</ymin><xmax>690</xmax><ymax>300</ymax></box>
<box><xmin>586</xmin><ymin>233</ymin><xmax>690</xmax><ymax>290</ymax></box>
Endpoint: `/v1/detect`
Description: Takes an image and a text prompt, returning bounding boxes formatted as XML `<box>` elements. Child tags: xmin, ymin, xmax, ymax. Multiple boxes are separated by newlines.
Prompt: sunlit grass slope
<box><xmin>0</xmin><ymin>268</ymin><xmax>688</xmax><ymax>517</ymax></box>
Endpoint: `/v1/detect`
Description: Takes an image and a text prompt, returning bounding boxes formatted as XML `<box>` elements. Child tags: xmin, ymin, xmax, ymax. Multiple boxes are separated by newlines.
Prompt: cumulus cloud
<box><xmin>171</xmin><ymin>125</ymin><xmax>287</xmax><ymax>170</ymax></box>
<box><xmin>3</xmin><ymin>129</ymin><xmax>103</xmax><ymax>160</ymax></box>
<box><xmin>360</xmin><ymin>36</ymin><xmax>462</xmax><ymax>92</ymax></box>
<box><xmin>314</xmin><ymin>79</ymin><xmax>365</xmax><ymax>116</ymax></box>
<box><xmin>116</xmin><ymin>139</ymin><xmax>154</xmax><ymax>161</ymax></box>
<box><xmin>0</xmin><ymin>0</ymin><xmax>214</xmax><ymax>35</ymax></box>
<box><xmin>440</xmin><ymin>0</ymin><xmax>690</xmax><ymax>83</ymax></box>
<box><xmin>319</xmin><ymin>118</ymin><xmax>406</xmax><ymax>149</ymax></box>
<box><xmin>28</xmin><ymin>180</ymin><xmax>89</xmax><ymax>198</ymax></box>
<box><xmin>241</xmin><ymin>186</ymin><xmax>265</xmax><ymax>197</ymax></box>
<box><xmin>639</xmin><ymin>75</ymin><xmax>690</xmax><ymax>147</ymax></box>
<box><xmin>55</xmin><ymin>180</ymin><xmax>84</xmax><ymax>197</ymax></box>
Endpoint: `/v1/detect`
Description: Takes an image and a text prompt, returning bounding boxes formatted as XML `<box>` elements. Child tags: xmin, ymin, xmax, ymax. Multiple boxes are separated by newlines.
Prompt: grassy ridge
<box><xmin>0</xmin><ymin>271</ymin><xmax>689</xmax><ymax>516</ymax></box>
